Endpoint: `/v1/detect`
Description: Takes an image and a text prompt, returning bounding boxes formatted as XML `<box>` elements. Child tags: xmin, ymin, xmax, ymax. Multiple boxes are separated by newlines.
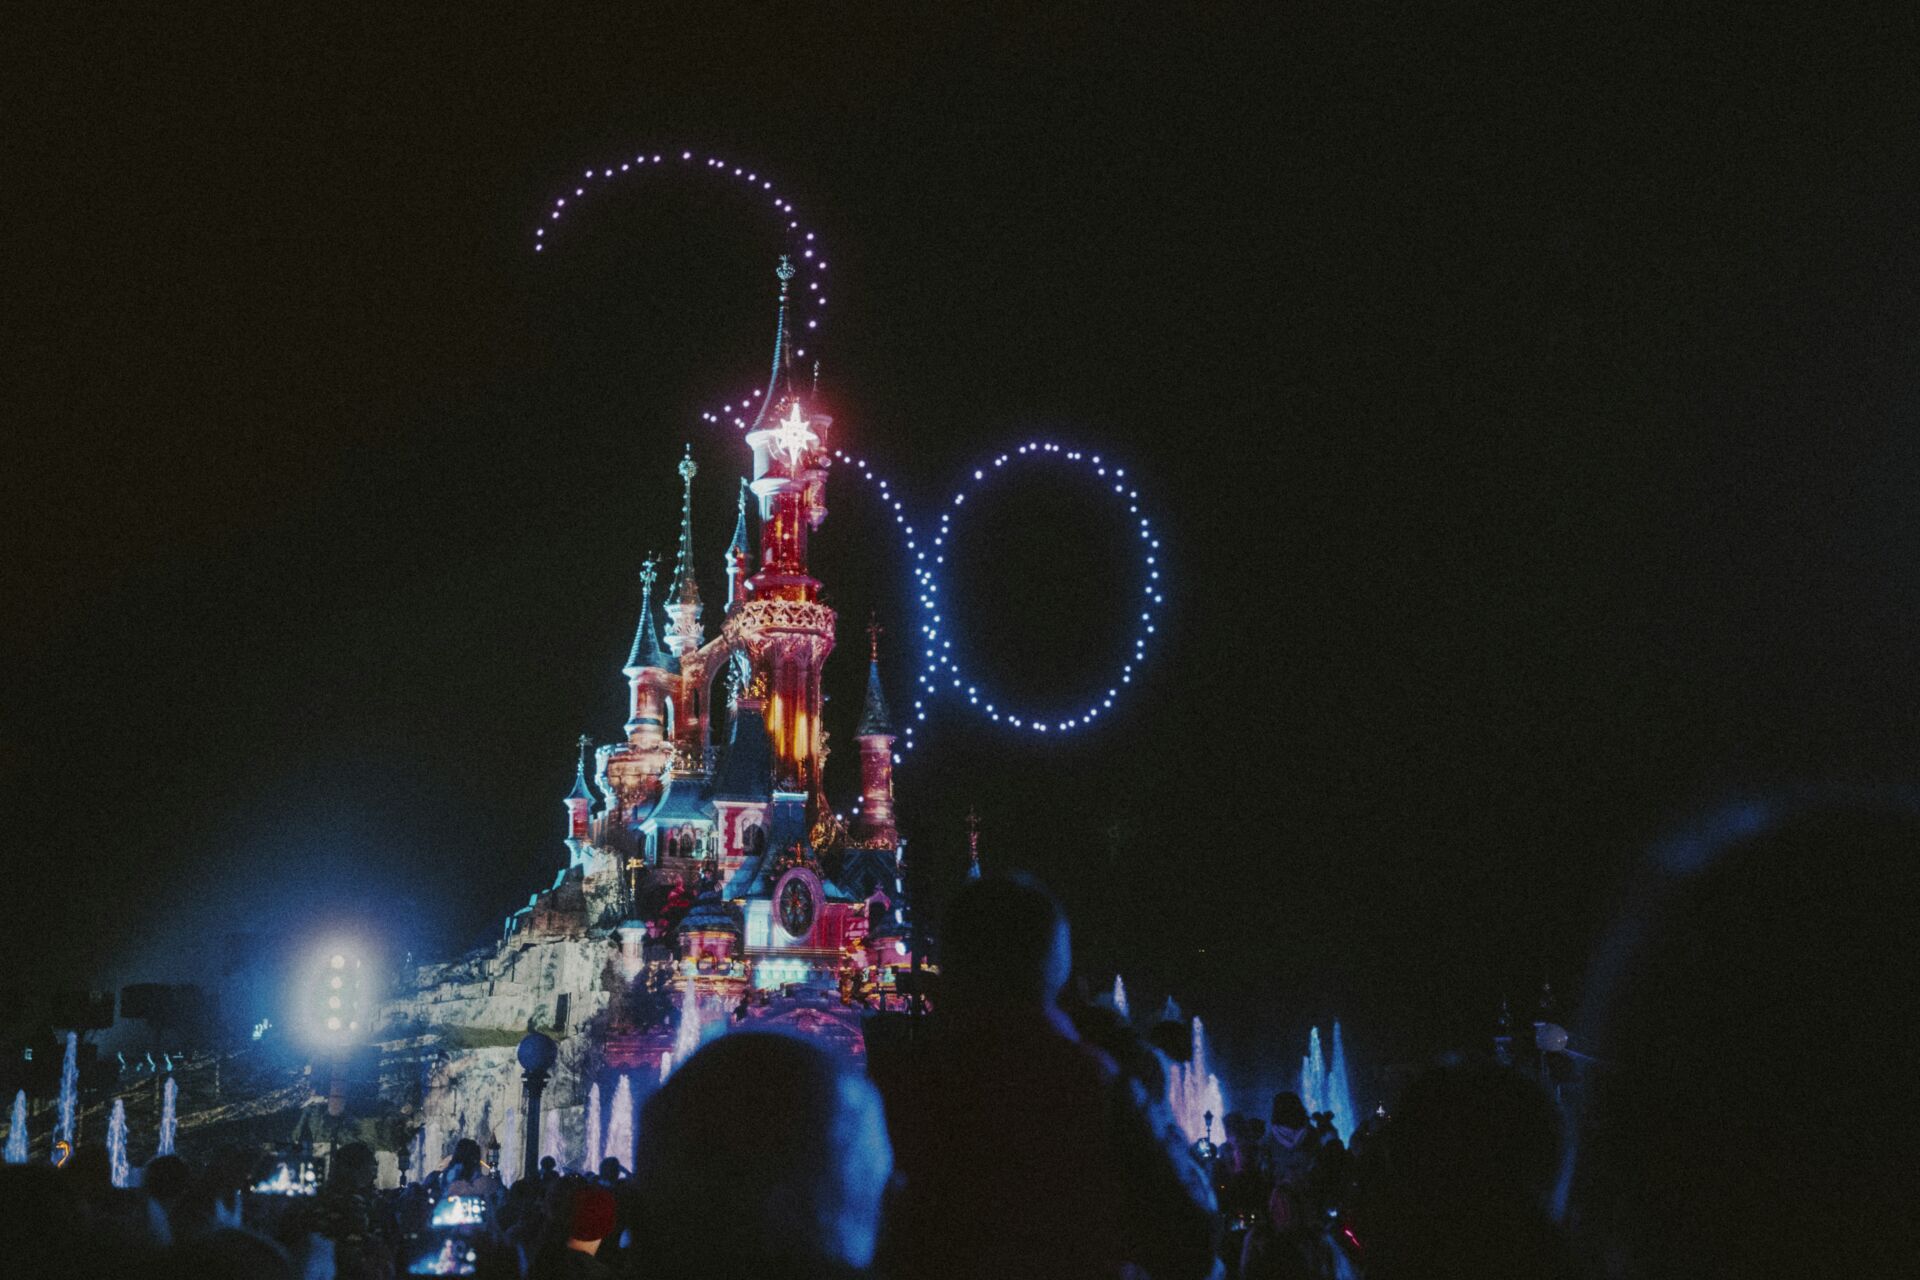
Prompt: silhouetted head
<box><xmin>1146</xmin><ymin>1018</ymin><xmax>1192</xmax><ymax>1062</ymax></box>
<box><xmin>1356</xmin><ymin>1060</ymin><xmax>1569</xmax><ymax>1280</ymax></box>
<box><xmin>561</xmin><ymin>1180</ymin><xmax>616</xmax><ymax>1246</ymax></box>
<box><xmin>940</xmin><ymin>873</ymin><xmax>1070</xmax><ymax>1007</ymax></box>
<box><xmin>539</xmin><ymin>1155</ymin><xmax>557</xmax><ymax>1175</ymax></box>
<box><xmin>64</xmin><ymin>1144</ymin><xmax>114</xmax><ymax>1197</ymax></box>
<box><xmin>143</xmin><ymin>1154</ymin><xmax>192</xmax><ymax>1207</ymax></box>
<box><xmin>1071</xmin><ymin>1004</ymin><xmax>1169</xmax><ymax>1099</ymax></box>
<box><xmin>329</xmin><ymin>1142</ymin><xmax>376</xmax><ymax>1191</ymax></box>
<box><xmin>635</xmin><ymin>1031</ymin><xmax>892</xmax><ymax>1271</ymax></box>
<box><xmin>598</xmin><ymin>1156</ymin><xmax>626</xmax><ymax>1182</ymax></box>
<box><xmin>1270</xmin><ymin>1091</ymin><xmax>1309</xmax><ymax>1130</ymax></box>
<box><xmin>176</xmin><ymin>1146</ymin><xmax>254</xmax><ymax>1235</ymax></box>
<box><xmin>1389</xmin><ymin>1062</ymin><xmax>1561</xmax><ymax>1210</ymax></box>
<box><xmin>1572</xmin><ymin>792</ymin><xmax>1920</xmax><ymax>1278</ymax></box>
<box><xmin>450</xmin><ymin>1137</ymin><xmax>483</xmax><ymax>1171</ymax></box>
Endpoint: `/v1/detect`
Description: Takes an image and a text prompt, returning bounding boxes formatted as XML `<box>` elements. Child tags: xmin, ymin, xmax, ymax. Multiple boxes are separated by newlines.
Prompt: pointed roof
<box><xmin>625</xmin><ymin>559</ymin><xmax>674</xmax><ymax>671</ymax></box>
<box><xmin>667</xmin><ymin>446</ymin><xmax>701</xmax><ymax>608</ymax></box>
<box><xmin>747</xmin><ymin>257</ymin><xmax>802</xmax><ymax>434</ymax></box>
<box><xmin>857</xmin><ymin>617</ymin><xmax>893</xmax><ymax>736</ymax></box>
<box><xmin>727</xmin><ymin>478</ymin><xmax>750</xmax><ymax>559</ymax></box>
<box><xmin>567</xmin><ymin>735</ymin><xmax>595</xmax><ymax>801</ymax></box>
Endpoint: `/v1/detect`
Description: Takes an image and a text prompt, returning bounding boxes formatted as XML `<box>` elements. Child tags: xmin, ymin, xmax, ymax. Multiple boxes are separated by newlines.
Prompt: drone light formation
<box><xmin>536</xmin><ymin>145</ymin><xmax>1167</xmax><ymax>750</ymax></box>
<box><xmin>534</xmin><ymin>147</ymin><xmax>829</xmax><ymax>432</ymax></box>
<box><xmin>831</xmin><ymin>442</ymin><xmax>1164</xmax><ymax>749</ymax></box>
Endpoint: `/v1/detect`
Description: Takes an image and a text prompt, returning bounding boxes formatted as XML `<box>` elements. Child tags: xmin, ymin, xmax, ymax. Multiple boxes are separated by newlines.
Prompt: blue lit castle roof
<box><xmin>566</xmin><ymin>741</ymin><xmax>595</xmax><ymax>802</ymax></box>
<box><xmin>680</xmin><ymin>890</ymin><xmax>740</xmax><ymax>937</ymax></box>
<box><xmin>856</xmin><ymin>653</ymin><xmax>893</xmax><ymax>737</ymax></box>
<box><xmin>624</xmin><ymin>559</ymin><xmax>674</xmax><ymax>673</ymax></box>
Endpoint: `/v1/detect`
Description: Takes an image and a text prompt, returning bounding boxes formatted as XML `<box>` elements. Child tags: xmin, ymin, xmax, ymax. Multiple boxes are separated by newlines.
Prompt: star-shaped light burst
<box><xmin>769</xmin><ymin>399</ymin><xmax>817</xmax><ymax>469</ymax></box>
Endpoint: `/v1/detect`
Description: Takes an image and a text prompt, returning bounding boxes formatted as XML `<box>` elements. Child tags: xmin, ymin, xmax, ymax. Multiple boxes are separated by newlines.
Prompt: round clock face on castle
<box><xmin>776</xmin><ymin>870</ymin><xmax>817</xmax><ymax>938</ymax></box>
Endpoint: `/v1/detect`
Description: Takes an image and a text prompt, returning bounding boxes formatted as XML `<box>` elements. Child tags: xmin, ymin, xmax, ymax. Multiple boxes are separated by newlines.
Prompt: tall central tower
<box><xmin>730</xmin><ymin>258</ymin><xmax>836</xmax><ymax>804</ymax></box>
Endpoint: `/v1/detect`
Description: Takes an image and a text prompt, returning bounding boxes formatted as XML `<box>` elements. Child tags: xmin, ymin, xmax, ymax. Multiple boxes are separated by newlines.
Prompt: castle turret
<box><xmin>737</xmin><ymin>257</ymin><xmax>836</xmax><ymax>799</ymax></box>
<box><xmin>604</xmin><ymin>559</ymin><xmax>677</xmax><ymax>826</ymax></box>
<box><xmin>624</xmin><ymin>559</ymin><xmax>674</xmax><ymax>737</ymax></box>
<box><xmin>849</xmin><ymin>619</ymin><xmax>899</xmax><ymax>849</ymax></box>
<box><xmin>724</xmin><ymin>478</ymin><xmax>752</xmax><ymax>613</ymax></box>
<box><xmin>564</xmin><ymin>734</ymin><xmax>595</xmax><ymax>858</ymax></box>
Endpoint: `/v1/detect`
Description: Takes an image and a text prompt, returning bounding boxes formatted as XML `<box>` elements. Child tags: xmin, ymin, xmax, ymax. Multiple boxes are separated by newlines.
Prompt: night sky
<box><xmin>8</xmin><ymin>7</ymin><xmax>1918</xmax><ymax>1096</ymax></box>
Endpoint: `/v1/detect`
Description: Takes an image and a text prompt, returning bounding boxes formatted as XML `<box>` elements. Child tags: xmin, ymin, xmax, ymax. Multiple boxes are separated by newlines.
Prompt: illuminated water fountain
<box><xmin>1167</xmin><ymin>1017</ymin><xmax>1226</xmax><ymax>1145</ymax></box>
<box><xmin>1300</xmin><ymin>1027</ymin><xmax>1326</xmax><ymax>1118</ymax></box>
<box><xmin>56</xmin><ymin>1032</ymin><xmax>77</xmax><ymax>1148</ymax></box>
<box><xmin>157</xmin><ymin>1077</ymin><xmax>177</xmax><ymax>1157</ymax></box>
<box><xmin>603</xmin><ymin>1076</ymin><xmax>635</xmax><ymax>1173</ymax></box>
<box><xmin>1328</xmin><ymin>1022</ymin><xmax>1356</xmax><ymax>1140</ymax></box>
<box><xmin>5</xmin><ymin>1091</ymin><xmax>25</xmax><ymax>1163</ymax></box>
<box><xmin>584</xmin><ymin>1081</ymin><xmax>602</xmax><ymax>1172</ymax></box>
<box><xmin>107</xmin><ymin>1099</ymin><xmax>128</xmax><ymax>1187</ymax></box>
<box><xmin>498</xmin><ymin>1106</ymin><xmax>518</xmax><ymax>1183</ymax></box>
<box><xmin>672</xmin><ymin>981</ymin><xmax>703</xmax><ymax>1065</ymax></box>
<box><xmin>1298</xmin><ymin>1023</ymin><xmax>1357</xmax><ymax>1140</ymax></box>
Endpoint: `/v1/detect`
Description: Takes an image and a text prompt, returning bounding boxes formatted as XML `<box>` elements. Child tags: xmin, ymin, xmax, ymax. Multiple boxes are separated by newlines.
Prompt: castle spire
<box><xmin>966</xmin><ymin>807</ymin><xmax>982</xmax><ymax>879</ymax></box>
<box><xmin>665</xmin><ymin>447</ymin><xmax>705</xmax><ymax>657</ymax></box>
<box><xmin>856</xmin><ymin>617</ymin><xmax>893</xmax><ymax>736</ymax></box>
<box><xmin>668</xmin><ymin>446</ymin><xmax>700</xmax><ymax>605</ymax></box>
<box><xmin>849</xmin><ymin>616</ymin><xmax>899</xmax><ymax>849</ymax></box>
<box><xmin>568</xmin><ymin>734</ymin><xmax>594</xmax><ymax>800</ymax></box>
<box><xmin>748</xmin><ymin>256</ymin><xmax>800</xmax><ymax>434</ymax></box>
<box><xmin>740</xmin><ymin>256</ymin><xmax>834</xmax><ymax>798</ymax></box>
<box><xmin>724</xmin><ymin>477</ymin><xmax>752</xmax><ymax>613</ymax></box>
<box><xmin>624</xmin><ymin>558</ymin><xmax>672</xmax><ymax>671</ymax></box>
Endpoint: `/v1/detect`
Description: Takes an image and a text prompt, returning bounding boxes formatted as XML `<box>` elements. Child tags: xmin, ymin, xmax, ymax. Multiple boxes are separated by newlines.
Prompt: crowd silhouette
<box><xmin>1</xmin><ymin>792</ymin><xmax>1912</xmax><ymax>1277</ymax></box>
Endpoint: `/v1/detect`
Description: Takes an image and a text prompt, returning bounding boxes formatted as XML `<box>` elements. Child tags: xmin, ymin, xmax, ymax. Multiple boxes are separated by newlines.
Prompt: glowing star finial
<box><xmin>769</xmin><ymin>398</ymin><xmax>817</xmax><ymax>468</ymax></box>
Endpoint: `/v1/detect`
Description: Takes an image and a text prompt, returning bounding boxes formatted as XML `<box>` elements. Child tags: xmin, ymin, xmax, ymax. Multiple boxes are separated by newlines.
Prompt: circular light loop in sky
<box><xmin>534</xmin><ymin>148</ymin><xmax>829</xmax><ymax>431</ymax></box>
<box><xmin>831</xmin><ymin>443</ymin><xmax>1165</xmax><ymax>749</ymax></box>
<box><xmin>535</xmin><ymin>148</ymin><xmax>1167</xmax><ymax>747</ymax></box>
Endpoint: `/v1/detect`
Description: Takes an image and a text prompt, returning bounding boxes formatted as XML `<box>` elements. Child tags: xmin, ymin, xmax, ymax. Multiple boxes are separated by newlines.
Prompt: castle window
<box><xmin>742</xmin><ymin>823</ymin><xmax>767</xmax><ymax>857</ymax></box>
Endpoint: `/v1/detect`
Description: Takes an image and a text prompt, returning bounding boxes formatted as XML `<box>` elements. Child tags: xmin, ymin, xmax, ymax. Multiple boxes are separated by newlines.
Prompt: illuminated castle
<box><xmin>532</xmin><ymin>254</ymin><xmax>918</xmax><ymax>1040</ymax></box>
<box><xmin>376</xmin><ymin>261</ymin><xmax>919</xmax><ymax>1169</ymax></box>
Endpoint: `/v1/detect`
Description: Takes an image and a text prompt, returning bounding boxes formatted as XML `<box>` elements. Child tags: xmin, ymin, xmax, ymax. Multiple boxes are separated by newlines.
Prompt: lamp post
<box><xmin>517</xmin><ymin>1032</ymin><xmax>558</xmax><ymax>1182</ymax></box>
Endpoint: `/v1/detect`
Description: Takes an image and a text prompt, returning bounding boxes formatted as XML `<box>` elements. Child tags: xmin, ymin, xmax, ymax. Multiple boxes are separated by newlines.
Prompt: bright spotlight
<box><xmin>307</xmin><ymin>943</ymin><xmax>371</xmax><ymax>1048</ymax></box>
